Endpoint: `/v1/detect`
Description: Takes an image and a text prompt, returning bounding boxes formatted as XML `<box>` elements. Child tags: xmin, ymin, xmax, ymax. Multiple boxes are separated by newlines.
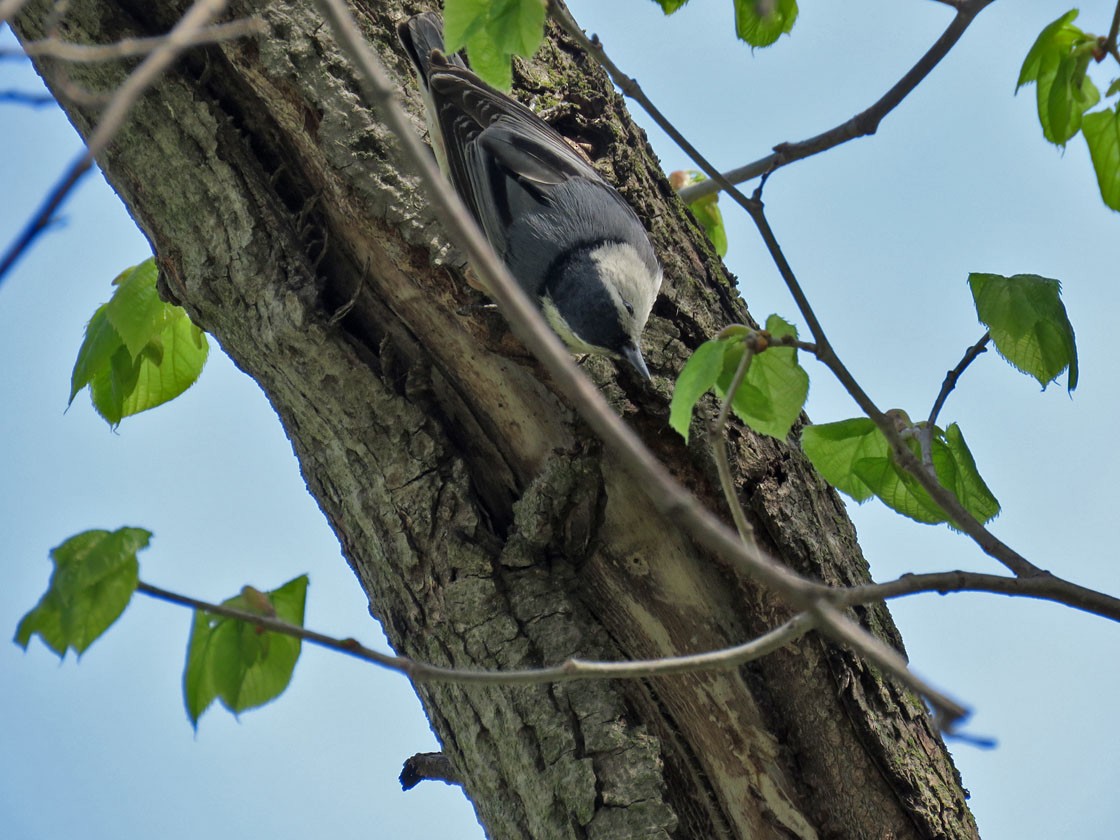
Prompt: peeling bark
<box><xmin>13</xmin><ymin>1</ymin><xmax>979</xmax><ymax>837</ymax></box>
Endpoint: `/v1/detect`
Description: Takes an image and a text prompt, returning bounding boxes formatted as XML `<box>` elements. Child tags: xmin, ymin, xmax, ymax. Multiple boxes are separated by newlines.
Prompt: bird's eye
<box><xmin>623</xmin><ymin>300</ymin><xmax>635</xmax><ymax>316</ymax></box>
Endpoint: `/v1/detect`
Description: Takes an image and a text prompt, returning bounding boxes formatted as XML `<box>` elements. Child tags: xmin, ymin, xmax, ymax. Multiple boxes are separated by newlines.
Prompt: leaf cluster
<box><xmin>655</xmin><ymin>0</ymin><xmax>798</xmax><ymax>48</ymax></box>
<box><xmin>672</xmin><ymin>274</ymin><xmax>1077</xmax><ymax>528</ymax></box>
<box><xmin>185</xmin><ymin>576</ymin><xmax>308</xmax><ymax>727</ymax></box>
<box><xmin>69</xmin><ymin>258</ymin><xmax>209</xmax><ymax>427</ymax></box>
<box><xmin>443</xmin><ymin>0</ymin><xmax>801</xmax><ymax>92</ymax></box>
<box><xmin>16</xmin><ymin>524</ymin><xmax>310</xmax><ymax>729</ymax></box>
<box><xmin>802</xmin><ymin>419</ymin><xmax>998</xmax><ymax>527</ymax></box>
<box><xmin>1018</xmin><ymin>10</ymin><xmax>1120</xmax><ymax>210</ymax></box>
<box><xmin>670</xmin><ymin>314</ymin><xmax>809</xmax><ymax>442</ymax></box>
<box><xmin>15</xmin><ymin>528</ymin><xmax>149</xmax><ymax>657</ymax></box>
<box><xmin>671</xmin><ymin>170</ymin><xmax>729</xmax><ymax>256</ymax></box>
<box><xmin>444</xmin><ymin>0</ymin><xmax>547</xmax><ymax>90</ymax></box>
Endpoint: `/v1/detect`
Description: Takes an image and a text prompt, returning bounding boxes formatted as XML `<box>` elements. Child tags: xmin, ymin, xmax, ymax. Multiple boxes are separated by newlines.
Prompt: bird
<box><xmin>397</xmin><ymin>12</ymin><xmax>663</xmax><ymax>380</ymax></box>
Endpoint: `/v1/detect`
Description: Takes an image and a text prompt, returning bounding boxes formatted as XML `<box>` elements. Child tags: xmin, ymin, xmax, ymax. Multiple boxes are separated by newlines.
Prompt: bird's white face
<box><xmin>588</xmin><ymin>242</ymin><xmax>662</xmax><ymax>340</ymax></box>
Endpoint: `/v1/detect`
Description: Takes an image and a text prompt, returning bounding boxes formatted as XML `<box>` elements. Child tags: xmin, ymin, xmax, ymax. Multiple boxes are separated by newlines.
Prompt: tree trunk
<box><xmin>13</xmin><ymin>1</ymin><xmax>979</xmax><ymax>837</ymax></box>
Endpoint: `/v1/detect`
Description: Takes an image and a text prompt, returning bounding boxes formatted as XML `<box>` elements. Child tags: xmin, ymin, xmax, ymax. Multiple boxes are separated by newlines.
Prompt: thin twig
<box><xmin>1107</xmin><ymin>1</ymin><xmax>1120</xmax><ymax>57</ymax></box>
<box><xmin>548</xmin><ymin>1</ymin><xmax>742</xmax><ymax>204</ymax></box>
<box><xmin>839</xmin><ymin>570</ymin><xmax>1120</xmax><ymax>622</ymax></box>
<box><xmin>918</xmin><ymin>331</ymin><xmax>990</xmax><ymax>469</ymax></box>
<box><xmin>812</xmin><ymin>602</ymin><xmax>966</xmax><ymax>728</ymax></box>
<box><xmin>137</xmin><ymin>580</ymin><xmax>818</xmax><ymax>683</ymax></box>
<box><xmin>4</xmin><ymin>19</ymin><xmax>263</xmax><ymax>62</ymax></box>
<box><xmin>0</xmin><ymin>0</ymin><xmax>30</xmax><ymax>26</ymax></box>
<box><xmin>676</xmin><ymin>0</ymin><xmax>997</xmax><ymax>203</ymax></box>
<box><xmin>0</xmin><ymin>89</ymin><xmax>55</xmax><ymax>106</ymax></box>
<box><xmin>746</xmin><ymin>199</ymin><xmax>1040</xmax><ymax>577</ymax></box>
<box><xmin>0</xmin><ymin>0</ymin><xmax>233</xmax><ymax>285</ymax></box>
<box><xmin>711</xmin><ymin>345</ymin><xmax>759</xmax><ymax>551</ymax></box>
<box><xmin>927</xmin><ymin>332</ymin><xmax>991</xmax><ymax>430</ymax></box>
<box><xmin>315</xmin><ymin>0</ymin><xmax>973</xmax><ymax>726</ymax></box>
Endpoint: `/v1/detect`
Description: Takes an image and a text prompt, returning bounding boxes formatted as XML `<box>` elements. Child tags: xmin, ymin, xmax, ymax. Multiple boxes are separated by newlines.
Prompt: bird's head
<box><xmin>542</xmin><ymin>240</ymin><xmax>662</xmax><ymax>380</ymax></box>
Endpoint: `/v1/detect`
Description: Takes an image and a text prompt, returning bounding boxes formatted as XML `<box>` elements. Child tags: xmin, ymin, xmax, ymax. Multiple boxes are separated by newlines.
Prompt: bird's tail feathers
<box><xmin>398</xmin><ymin>12</ymin><xmax>465</xmax><ymax>84</ymax></box>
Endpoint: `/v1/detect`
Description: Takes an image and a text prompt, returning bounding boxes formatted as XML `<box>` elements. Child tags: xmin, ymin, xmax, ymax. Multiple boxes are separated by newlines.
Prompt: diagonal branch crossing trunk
<box><xmin>12</xmin><ymin>1</ymin><xmax>978</xmax><ymax>837</ymax></box>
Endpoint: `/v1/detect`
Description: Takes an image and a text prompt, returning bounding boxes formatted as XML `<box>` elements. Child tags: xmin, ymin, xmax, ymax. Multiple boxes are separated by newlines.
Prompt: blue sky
<box><xmin>2</xmin><ymin>2</ymin><xmax>1119</xmax><ymax>838</ymax></box>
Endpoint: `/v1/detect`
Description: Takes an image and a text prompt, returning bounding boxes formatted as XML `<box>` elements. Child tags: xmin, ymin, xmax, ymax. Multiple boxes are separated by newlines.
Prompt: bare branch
<box><xmin>137</xmin><ymin>580</ymin><xmax>817</xmax><ymax>684</ymax></box>
<box><xmin>711</xmin><ymin>345</ymin><xmax>758</xmax><ymax>551</ymax></box>
<box><xmin>548</xmin><ymin>1</ymin><xmax>743</xmax><ymax>205</ymax></box>
<box><xmin>0</xmin><ymin>0</ymin><xmax>233</xmax><ymax>285</ymax></box>
<box><xmin>1107</xmin><ymin>1</ymin><xmax>1120</xmax><ymax>58</ymax></box>
<box><xmin>927</xmin><ymin>332</ymin><xmax>991</xmax><ymax>429</ymax></box>
<box><xmin>5</xmin><ymin>19</ymin><xmax>263</xmax><ymax>62</ymax></box>
<box><xmin>745</xmin><ymin>197</ymin><xmax>1041</xmax><ymax>577</ymax></box>
<box><xmin>811</xmin><ymin>601</ymin><xmax>966</xmax><ymax>727</ymax></box>
<box><xmin>677</xmin><ymin>0</ymin><xmax>997</xmax><ymax>204</ymax></box>
<box><xmin>839</xmin><ymin>569</ymin><xmax>1120</xmax><ymax>623</ymax></box>
<box><xmin>400</xmin><ymin>753</ymin><xmax>461</xmax><ymax>790</ymax></box>
<box><xmin>0</xmin><ymin>0</ymin><xmax>30</xmax><ymax>26</ymax></box>
<box><xmin>0</xmin><ymin>88</ymin><xmax>55</xmax><ymax>106</ymax></box>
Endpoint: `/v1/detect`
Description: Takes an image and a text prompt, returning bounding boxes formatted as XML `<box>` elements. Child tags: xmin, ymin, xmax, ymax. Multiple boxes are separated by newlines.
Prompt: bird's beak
<box><xmin>619</xmin><ymin>342</ymin><xmax>652</xmax><ymax>382</ymax></box>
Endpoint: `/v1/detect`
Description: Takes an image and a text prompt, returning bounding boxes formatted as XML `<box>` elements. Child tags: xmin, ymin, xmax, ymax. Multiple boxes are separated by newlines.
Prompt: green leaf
<box><xmin>104</xmin><ymin>259</ymin><xmax>169</xmax><ymax>358</ymax></box>
<box><xmin>669</xmin><ymin>339</ymin><xmax>729</xmax><ymax>442</ymax></box>
<box><xmin>444</xmin><ymin>0</ymin><xmax>546</xmax><ymax>90</ymax></box>
<box><xmin>69</xmin><ymin>303</ymin><xmax>124</xmax><ymax>406</ymax></box>
<box><xmin>734</xmin><ymin>0</ymin><xmax>798</xmax><ymax>48</ymax></box>
<box><xmin>1107</xmin><ymin>78</ymin><xmax>1120</xmax><ymax>98</ymax></box>
<box><xmin>1017</xmin><ymin>10</ymin><xmax>1080</xmax><ymax>89</ymax></box>
<box><xmin>463</xmin><ymin>29</ymin><xmax>514</xmax><ymax>91</ymax></box>
<box><xmin>726</xmin><ymin>315</ymin><xmax>808</xmax><ymax>440</ymax></box>
<box><xmin>1082</xmin><ymin>105</ymin><xmax>1120</xmax><ymax>210</ymax></box>
<box><xmin>968</xmin><ymin>273</ymin><xmax>1078</xmax><ymax>392</ymax></box>
<box><xmin>674</xmin><ymin>171</ymin><xmax>728</xmax><ymax>256</ymax></box>
<box><xmin>15</xmin><ymin>527</ymin><xmax>148</xmax><ymax>658</ymax></box>
<box><xmin>801</xmin><ymin>418</ymin><xmax>885</xmax><ymax>502</ymax></box>
<box><xmin>851</xmin><ymin>447</ymin><xmax>947</xmax><ymax>525</ymax></box>
<box><xmin>444</xmin><ymin>0</ymin><xmax>489</xmax><ymax>53</ymax></box>
<box><xmin>803</xmin><ymin>419</ymin><xmax>948</xmax><ymax>524</ymax></box>
<box><xmin>670</xmin><ymin>317</ymin><xmax>808</xmax><ymax>442</ymax></box>
<box><xmin>489</xmin><ymin>0</ymin><xmax>547</xmax><ymax>57</ymax></box>
<box><xmin>690</xmin><ymin>195</ymin><xmax>728</xmax><ymax>257</ymax></box>
<box><xmin>938</xmin><ymin>423</ymin><xmax>1000</xmax><ymax>524</ymax></box>
<box><xmin>803</xmin><ymin>417</ymin><xmax>999</xmax><ymax>526</ymax></box>
<box><xmin>1016</xmin><ymin>10</ymin><xmax>1100</xmax><ymax>146</ymax></box>
<box><xmin>653</xmin><ymin>0</ymin><xmax>689</xmax><ymax>13</ymax></box>
<box><xmin>72</xmin><ymin>258</ymin><xmax>209</xmax><ymax>426</ymax></box>
<box><xmin>183</xmin><ymin>575</ymin><xmax>309</xmax><ymax>728</ymax></box>
<box><xmin>119</xmin><ymin>315</ymin><xmax>209</xmax><ymax>419</ymax></box>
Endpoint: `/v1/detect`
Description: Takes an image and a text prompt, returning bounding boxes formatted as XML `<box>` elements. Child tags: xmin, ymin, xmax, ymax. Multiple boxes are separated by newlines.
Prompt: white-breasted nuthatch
<box><xmin>398</xmin><ymin>12</ymin><xmax>663</xmax><ymax>380</ymax></box>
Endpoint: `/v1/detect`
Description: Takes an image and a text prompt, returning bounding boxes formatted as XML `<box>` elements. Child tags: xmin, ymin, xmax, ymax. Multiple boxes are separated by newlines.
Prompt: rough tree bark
<box><xmin>13</xmin><ymin>1</ymin><xmax>979</xmax><ymax>837</ymax></box>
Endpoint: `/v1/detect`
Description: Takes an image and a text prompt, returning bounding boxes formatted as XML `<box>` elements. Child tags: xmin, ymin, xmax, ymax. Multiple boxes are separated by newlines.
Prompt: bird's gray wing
<box><xmin>426</xmin><ymin>65</ymin><xmax>604</xmax><ymax>246</ymax></box>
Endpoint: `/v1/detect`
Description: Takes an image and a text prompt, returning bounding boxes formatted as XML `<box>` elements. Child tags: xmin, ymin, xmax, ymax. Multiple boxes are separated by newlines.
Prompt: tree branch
<box><xmin>137</xmin><ymin>580</ymin><xmax>818</xmax><ymax>683</ymax></box>
<box><xmin>0</xmin><ymin>0</ymin><xmax>30</xmax><ymax>25</ymax></box>
<box><xmin>3</xmin><ymin>19</ymin><xmax>264</xmax><ymax>61</ymax></box>
<box><xmin>1106</xmin><ymin>1</ymin><xmax>1120</xmax><ymax>58</ymax></box>
<box><xmin>919</xmin><ymin>330</ymin><xmax>993</xmax><ymax>469</ymax></box>
<box><xmin>928</xmin><ymin>333</ymin><xmax>991</xmax><ymax>430</ymax></box>
<box><xmin>839</xmin><ymin>569</ymin><xmax>1120</xmax><ymax>622</ymax></box>
<box><xmin>400</xmin><ymin>752</ymin><xmax>461</xmax><ymax>790</ymax></box>
<box><xmin>0</xmin><ymin>0</ymin><xmax>236</xmax><ymax>285</ymax></box>
<box><xmin>711</xmin><ymin>344</ymin><xmax>758</xmax><ymax>551</ymax></box>
<box><xmin>744</xmin><ymin>196</ymin><xmax>1041</xmax><ymax>578</ymax></box>
<box><xmin>676</xmin><ymin>0</ymin><xmax>997</xmax><ymax>203</ymax></box>
<box><xmin>0</xmin><ymin>88</ymin><xmax>55</xmax><ymax>106</ymax></box>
